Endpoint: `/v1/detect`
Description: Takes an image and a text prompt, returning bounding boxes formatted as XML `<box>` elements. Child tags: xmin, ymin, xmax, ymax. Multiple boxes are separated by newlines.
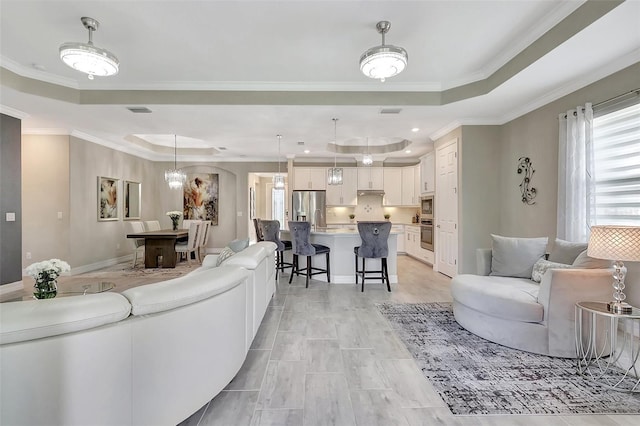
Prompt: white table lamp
<box><xmin>588</xmin><ymin>225</ymin><xmax>640</xmax><ymax>314</ymax></box>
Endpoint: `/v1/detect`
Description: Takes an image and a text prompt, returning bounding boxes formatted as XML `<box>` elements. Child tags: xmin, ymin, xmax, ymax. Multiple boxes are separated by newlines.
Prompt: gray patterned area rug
<box><xmin>377</xmin><ymin>302</ymin><xmax>640</xmax><ymax>415</ymax></box>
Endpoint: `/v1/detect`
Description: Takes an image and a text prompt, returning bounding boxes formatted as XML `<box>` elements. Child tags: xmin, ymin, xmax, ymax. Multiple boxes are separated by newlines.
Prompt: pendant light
<box><xmin>360</xmin><ymin>21</ymin><xmax>408</xmax><ymax>82</ymax></box>
<box><xmin>327</xmin><ymin>118</ymin><xmax>343</xmax><ymax>185</ymax></box>
<box><xmin>165</xmin><ymin>135</ymin><xmax>186</xmax><ymax>189</ymax></box>
<box><xmin>362</xmin><ymin>137</ymin><xmax>373</xmax><ymax>166</ymax></box>
<box><xmin>59</xmin><ymin>17</ymin><xmax>119</xmax><ymax>80</ymax></box>
<box><xmin>273</xmin><ymin>135</ymin><xmax>285</xmax><ymax>190</ymax></box>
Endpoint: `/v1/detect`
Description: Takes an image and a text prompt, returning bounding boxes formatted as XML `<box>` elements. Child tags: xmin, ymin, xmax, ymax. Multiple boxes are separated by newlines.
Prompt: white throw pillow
<box><xmin>228</xmin><ymin>238</ymin><xmax>250</xmax><ymax>253</ymax></box>
<box><xmin>531</xmin><ymin>258</ymin><xmax>573</xmax><ymax>283</ymax></box>
<box><xmin>548</xmin><ymin>238</ymin><xmax>588</xmax><ymax>264</ymax></box>
<box><xmin>216</xmin><ymin>246</ymin><xmax>236</xmax><ymax>267</ymax></box>
<box><xmin>490</xmin><ymin>234</ymin><xmax>548</xmax><ymax>278</ymax></box>
<box><xmin>572</xmin><ymin>250</ymin><xmax>613</xmax><ymax>269</ymax></box>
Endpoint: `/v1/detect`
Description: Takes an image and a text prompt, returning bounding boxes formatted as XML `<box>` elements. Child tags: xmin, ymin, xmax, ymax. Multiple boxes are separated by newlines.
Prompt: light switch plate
<box><xmin>6</xmin><ymin>212</ymin><xmax>15</xmax><ymax>222</ymax></box>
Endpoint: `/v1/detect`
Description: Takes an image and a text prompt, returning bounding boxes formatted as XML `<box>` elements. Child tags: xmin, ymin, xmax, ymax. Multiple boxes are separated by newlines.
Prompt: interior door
<box><xmin>436</xmin><ymin>139</ymin><xmax>458</xmax><ymax>277</ymax></box>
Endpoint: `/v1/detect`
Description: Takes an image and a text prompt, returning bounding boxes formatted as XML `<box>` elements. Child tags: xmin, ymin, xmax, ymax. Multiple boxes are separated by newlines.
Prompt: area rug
<box><xmin>377</xmin><ymin>302</ymin><xmax>640</xmax><ymax>415</ymax></box>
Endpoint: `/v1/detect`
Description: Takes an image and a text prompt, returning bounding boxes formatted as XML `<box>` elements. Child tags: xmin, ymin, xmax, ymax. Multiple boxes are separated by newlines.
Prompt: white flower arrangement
<box><xmin>25</xmin><ymin>259</ymin><xmax>71</xmax><ymax>284</ymax></box>
<box><xmin>166</xmin><ymin>211</ymin><xmax>182</xmax><ymax>219</ymax></box>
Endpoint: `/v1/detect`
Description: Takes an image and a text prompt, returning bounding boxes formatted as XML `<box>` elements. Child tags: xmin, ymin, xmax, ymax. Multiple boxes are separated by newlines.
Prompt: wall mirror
<box><xmin>124</xmin><ymin>181</ymin><xmax>141</xmax><ymax>220</ymax></box>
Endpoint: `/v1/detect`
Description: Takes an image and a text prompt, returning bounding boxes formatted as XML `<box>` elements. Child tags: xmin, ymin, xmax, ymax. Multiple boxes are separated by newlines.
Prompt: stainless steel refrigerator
<box><xmin>291</xmin><ymin>190</ymin><xmax>326</xmax><ymax>228</ymax></box>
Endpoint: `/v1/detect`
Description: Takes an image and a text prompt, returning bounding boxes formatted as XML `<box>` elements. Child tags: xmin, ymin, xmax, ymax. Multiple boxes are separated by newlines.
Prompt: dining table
<box><xmin>126</xmin><ymin>229</ymin><xmax>189</xmax><ymax>268</ymax></box>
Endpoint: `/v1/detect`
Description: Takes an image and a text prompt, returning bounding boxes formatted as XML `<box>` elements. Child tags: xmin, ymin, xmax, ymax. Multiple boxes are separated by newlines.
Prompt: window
<box><xmin>592</xmin><ymin>101</ymin><xmax>640</xmax><ymax>225</ymax></box>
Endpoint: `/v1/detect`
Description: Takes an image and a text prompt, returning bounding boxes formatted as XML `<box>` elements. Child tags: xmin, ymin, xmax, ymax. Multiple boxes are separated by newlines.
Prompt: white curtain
<box><xmin>557</xmin><ymin>103</ymin><xmax>594</xmax><ymax>243</ymax></box>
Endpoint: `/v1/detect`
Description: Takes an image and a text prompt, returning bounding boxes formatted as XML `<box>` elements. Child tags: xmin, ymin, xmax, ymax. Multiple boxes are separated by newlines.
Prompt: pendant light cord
<box><xmin>277</xmin><ymin>134</ymin><xmax>282</xmax><ymax>174</ymax></box>
<box><xmin>174</xmin><ymin>134</ymin><xmax>178</xmax><ymax>169</ymax></box>
<box><xmin>332</xmin><ymin>118</ymin><xmax>338</xmax><ymax>168</ymax></box>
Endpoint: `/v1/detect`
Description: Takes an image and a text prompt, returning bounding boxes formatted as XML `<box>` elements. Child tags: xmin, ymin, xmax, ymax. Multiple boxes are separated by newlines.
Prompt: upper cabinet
<box><xmin>293</xmin><ymin>167</ymin><xmax>326</xmax><ymax>190</ymax></box>
<box><xmin>326</xmin><ymin>168</ymin><xmax>357</xmax><ymax>206</ymax></box>
<box><xmin>357</xmin><ymin>167</ymin><xmax>384</xmax><ymax>190</ymax></box>
<box><xmin>420</xmin><ymin>152</ymin><xmax>435</xmax><ymax>194</ymax></box>
<box><xmin>402</xmin><ymin>166</ymin><xmax>419</xmax><ymax>206</ymax></box>
<box><xmin>383</xmin><ymin>168</ymin><xmax>403</xmax><ymax>205</ymax></box>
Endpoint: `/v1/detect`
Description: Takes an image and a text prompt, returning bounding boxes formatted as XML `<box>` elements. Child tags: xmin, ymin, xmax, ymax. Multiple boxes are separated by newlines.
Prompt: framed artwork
<box><xmin>183</xmin><ymin>173</ymin><xmax>219</xmax><ymax>225</ymax></box>
<box><xmin>98</xmin><ymin>176</ymin><xmax>119</xmax><ymax>221</ymax></box>
<box><xmin>249</xmin><ymin>187</ymin><xmax>256</xmax><ymax>220</ymax></box>
<box><xmin>124</xmin><ymin>181</ymin><xmax>141</xmax><ymax>220</ymax></box>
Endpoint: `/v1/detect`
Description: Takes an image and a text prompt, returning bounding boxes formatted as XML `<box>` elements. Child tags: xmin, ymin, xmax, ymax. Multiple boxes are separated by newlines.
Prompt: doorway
<box><xmin>436</xmin><ymin>139</ymin><xmax>458</xmax><ymax>277</ymax></box>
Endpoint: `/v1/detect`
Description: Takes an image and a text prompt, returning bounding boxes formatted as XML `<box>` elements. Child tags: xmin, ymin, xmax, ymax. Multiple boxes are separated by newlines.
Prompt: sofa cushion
<box><xmin>572</xmin><ymin>250</ymin><xmax>613</xmax><ymax>269</ymax></box>
<box><xmin>216</xmin><ymin>246</ymin><xmax>236</xmax><ymax>266</ymax></box>
<box><xmin>531</xmin><ymin>259</ymin><xmax>573</xmax><ymax>283</ymax></box>
<box><xmin>451</xmin><ymin>274</ymin><xmax>543</xmax><ymax>323</ymax></box>
<box><xmin>0</xmin><ymin>292</ymin><xmax>132</xmax><ymax>344</ymax></box>
<box><xmin>490</xmin><ymin>235</ymin><xmax>548</xmax><ymax>278</ymax></box>
<box><xmin>548</xmin><ymin>238</ymin><xmax>588</xmax><ymax>264</ymax></box>
<box><xmin>122</xmin><ymin>266</ymin><xmax>249</xmax><ymax>316</ymax></box>
<box><xmin>223</xmin><ymin>242</ymin><xmax>275</xmax><ymax>270</ymax></box>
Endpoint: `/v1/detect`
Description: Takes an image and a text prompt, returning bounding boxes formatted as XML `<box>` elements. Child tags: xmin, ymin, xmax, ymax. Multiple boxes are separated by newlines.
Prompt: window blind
<box><xmin>592</xmin><ymin>102</ymin><xmax>640</xmax><ymax>225</ymax></box>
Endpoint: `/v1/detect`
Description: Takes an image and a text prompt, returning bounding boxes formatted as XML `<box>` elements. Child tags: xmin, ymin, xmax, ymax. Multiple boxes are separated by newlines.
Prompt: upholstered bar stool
<box><xmin>288</xmin><ymin>221</ymin><xmax>331</xmax><ymax>288</ymax></box>
<box><xmin>253</xmin><ymin>218</ymin><xmax>264</xmax><ymax>242</ymax></box>
<box><xmin>354</xmin><ymin>221</ymin><xmax>391</xmax><ymax>292</ymax></box>
<box><xmin>260</xmin><ymin>220</ymin><xmax>293</xmax><ymax>280</ymax></box>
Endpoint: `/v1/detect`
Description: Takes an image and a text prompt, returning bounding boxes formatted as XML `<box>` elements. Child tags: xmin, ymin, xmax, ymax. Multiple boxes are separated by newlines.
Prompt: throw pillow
<box><xmin>228</xmin><ymin>238</ymin><xmax>250</xmax><ymax>253</ymax></box>
<box><xmin>216</xmin><ymin>246</ymin><xmax>236</xmax><ymax>267</ymax></box>
<box><xmin>531</xmin><ymin>258</ymin><xmax>573</xmax><ymax>283</ymax></box>
<box><xmin>548</xmin><ymin>238</ymin><xmax>588</xmax><ymax>264</ymax></box>
<box><xmin>572</xmin><ymin>250</ymin><xmax>613</xmax><ymax>269</ymax></box>
<box><xmin>490</xmin><ymin>234</ymin><xmax>548</xmax><ymax>278</ymax></box>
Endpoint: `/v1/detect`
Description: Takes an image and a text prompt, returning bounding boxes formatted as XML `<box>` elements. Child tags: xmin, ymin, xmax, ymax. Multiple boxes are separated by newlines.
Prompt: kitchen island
<box><xmin>280</xmin><ymin>227</ymin><xmax>400</xmax><ymax>284</ymax></box>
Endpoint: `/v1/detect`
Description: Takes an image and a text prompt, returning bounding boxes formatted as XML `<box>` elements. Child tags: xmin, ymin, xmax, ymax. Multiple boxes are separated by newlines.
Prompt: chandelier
<box><xmin>327</xmin><ymin>118</ymin><xmax>343</xmax><ymax>185</ymax></box>
<box><xmin>165</xmin><ymin>135</ymin><xmax>186</xmax><ymax>189</ymax></box>
<box><xmin>360</xmin><ymin>21</ymin><xmax>408</xmax><ymax>82</ymax></box>
<box><xmin>273</xmin><ymin>135</ymin><xmax>285</xmax><ymax>190</ymax></box>
<box><xmin>59</xmin><ymin>17</ymin><xmax>119</xmax><ymax>80</ymax></box>
<box><xmin>362</xmin><ymin>137</ymin><xmax>373</xmax><ymax>165</ymax></box>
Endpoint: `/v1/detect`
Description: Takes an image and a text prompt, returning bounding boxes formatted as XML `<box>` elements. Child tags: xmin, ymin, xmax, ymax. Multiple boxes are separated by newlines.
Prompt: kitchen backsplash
<box><xmin>327</xmin><ymin>195</ymin><xmax>419</xmax><ymax>224</ymax></box>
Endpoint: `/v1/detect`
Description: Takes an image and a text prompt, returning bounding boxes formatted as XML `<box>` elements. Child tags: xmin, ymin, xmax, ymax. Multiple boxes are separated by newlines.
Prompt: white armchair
<box><xmin>451</xmin><ymin>248</ymin><xmax>613</xmax><ymax>358</ymax></box>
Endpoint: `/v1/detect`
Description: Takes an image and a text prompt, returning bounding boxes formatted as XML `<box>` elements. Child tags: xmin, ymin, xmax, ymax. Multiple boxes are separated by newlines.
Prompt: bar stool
<box><xmin>260</xmin><ymin>219</ymin><xmax>293</xmax><ymax>280</ymax></box>
<box><xmin>354</xmin><ymin>221</ymin><xmax>391</xmax><ymax>292</ymax></box>
<box><xmin>288</xmin><ymin>221</ymin><xmax>331</xmax><ymax>288</ymax></box>
<box><xmin>253</xmin><ymin>218</ymin><xmax>264</xmax><ymax>242</ymax></box>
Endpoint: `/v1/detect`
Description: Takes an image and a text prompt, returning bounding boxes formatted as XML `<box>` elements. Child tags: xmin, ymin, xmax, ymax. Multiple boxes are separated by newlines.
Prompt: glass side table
<box><xmin>575</xmin><ymin>301</ymin><xmax>640</xmax><ymax>392</ymax></box>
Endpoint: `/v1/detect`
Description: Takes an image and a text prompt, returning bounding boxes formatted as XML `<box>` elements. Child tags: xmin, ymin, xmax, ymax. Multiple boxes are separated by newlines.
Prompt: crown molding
<box><xmin>0</xmin><ymin>104</ymin><xmax>30</xmax><ymax>119</ymax></box>
<box><xmin>0</xmin><ymin>56</ymin><xmax>80</xmax><ymax>89</ymax></box>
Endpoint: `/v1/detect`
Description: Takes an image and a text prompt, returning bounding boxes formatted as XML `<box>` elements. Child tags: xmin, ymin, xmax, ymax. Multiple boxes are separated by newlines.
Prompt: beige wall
<box><xmin>22</xmin><ymin>135</ymin><xmax>70</xmax><ymax>267</ymax></box>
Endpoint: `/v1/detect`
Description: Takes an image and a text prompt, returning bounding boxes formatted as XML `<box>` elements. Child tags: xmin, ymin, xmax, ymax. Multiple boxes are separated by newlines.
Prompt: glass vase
<box><xmin>172</xmin><ymin>218</ymin><xmax>179</xmax><ymax>231</ymax></box>
<box><xmin>34</xmin><ymin>280</ymin><xmax>57</xmax><ymax>299</ymax></box>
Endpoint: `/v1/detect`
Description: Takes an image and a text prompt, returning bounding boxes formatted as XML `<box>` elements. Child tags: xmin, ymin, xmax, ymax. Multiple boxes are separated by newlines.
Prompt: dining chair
<box><xmin>175</xmin><ymin>222</ymin><xmax>201</xmax><ymax>265</ymax></box>
<box><xmin>260</xmin><ymin>219</ymin><xmax>292</xmax><ymax>280</ymax></box>
<box><xmin>144</xmin><ymin>220</ymin><xmax>161</xmax><ymax>231</ymax></box>
<box><xmin>197</xmin><ymin>221</ymin><xmax>212</xmax><ymax>262</ymax></box>
<box><xmin>353</xmin><ymin>221</ymin><xmax>391</xmax><ymax>292</ymax></box>
<box><xmin>126</xmin><ymin>221</ymin><xmax>145</xmax><ymax>268</ymax></box>
<box><xmin>288</xmin><ymin>221</ymin><xmax>330</xmax><ymax>288</ymax></box>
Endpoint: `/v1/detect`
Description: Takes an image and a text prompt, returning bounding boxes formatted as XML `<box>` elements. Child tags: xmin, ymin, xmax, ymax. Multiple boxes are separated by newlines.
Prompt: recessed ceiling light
<box><xmin>304</xmin><ymin>149</ymin><xmax>310</xmax><ymax>154</ymax></box>
<box><xmin>405</xmin><ymin>150</ymin><xmax>411</xmax><ymax>154</ymax></box>
<box><xmin>411</xmin><ymin>128</ymin><xmax>420</xmax><ymax>132</ymax></box>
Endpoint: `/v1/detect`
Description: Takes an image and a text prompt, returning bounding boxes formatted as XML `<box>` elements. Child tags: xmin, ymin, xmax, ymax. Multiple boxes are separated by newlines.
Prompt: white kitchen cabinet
<box><xmin>401</xmin><ymin>166</ymin><xmax>419</xmax><ymax>206</ymax></box>
<box><xmin>293</xmin><ymin>167</ymin><xmax>326</xmax><ymax>190</ymax></box>
<box><xmin>404</xmin><ymin>224</ymin><xmax>433</xmax><ymax>265</ymax></box>
<box><xmin>420</xmin><ymin>152</ymin><xmax>435</xmax><ymax>194</ymax></box>
<box><xmin>383</xmin><ymin>168</ymin><xmax>403</xmax><ymax>205</ymax></box>
<box><xmin>394</xmin><ymin>225</ymin><xmax>405</xmax><ymax>253</ymax></box>
<box><xmin>357</xmin><ymin>167</ymin><xmax>384</xmax><ymax>190</ymax></box>
<box><xmin>326</xmin><ymin>167</ymin><xmax>357</xmax><ymax>206</ymax></box>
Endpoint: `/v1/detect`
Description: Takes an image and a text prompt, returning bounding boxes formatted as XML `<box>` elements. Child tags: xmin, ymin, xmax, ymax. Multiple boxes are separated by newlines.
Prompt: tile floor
<box><xmin>178</xmin><ymin>256</ymin><xmax>640</xmax><ymax>426</ymax></box>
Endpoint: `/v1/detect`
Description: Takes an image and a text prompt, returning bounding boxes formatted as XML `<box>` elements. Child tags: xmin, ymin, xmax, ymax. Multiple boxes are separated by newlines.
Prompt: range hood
<box><xmin>357</xmin><ymin>190</ymin><xmax>385</xmax><ymax>197</ymax></box>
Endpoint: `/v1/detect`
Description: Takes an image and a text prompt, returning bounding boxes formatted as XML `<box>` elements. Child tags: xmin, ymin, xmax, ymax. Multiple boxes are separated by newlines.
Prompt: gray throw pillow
<box><xmin>572</xmin><ymin>250</ymin><xmax>613</xmax><ymax>269</ymax></box>
<box><xmin>490</xmin><ymin>234</ymin><xmax>548</xmax><ymax>278</ymax></box>
<box><xmin>216</xmin><ymin>246</ymin><xmax>236</xmax><ymax>267</ymax></box>
<box><xmin>548</xmin><ymin>238</ymin><xmax>588</xmax><ymax>264</ymax></box>
<box><xmin>228</xmin><ymin>238</ymin><xmax>249</xmax><ymax>253</ymax></box>
<box><xmin>531</xmin><ymin>258</ymin><xmax>573</xmax><ymax>283</ymax></box>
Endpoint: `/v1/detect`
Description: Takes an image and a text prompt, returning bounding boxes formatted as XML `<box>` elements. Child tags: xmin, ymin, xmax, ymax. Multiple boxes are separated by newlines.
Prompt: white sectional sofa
<box><xmin>0</xmin><ymin>241</ymin><xmax>276</xmax><ymax>426</ymax></box>
<box><xmin>451</xmin><ymin>244</ymin><xmax>613</xmax><ymax>358</ymax></box>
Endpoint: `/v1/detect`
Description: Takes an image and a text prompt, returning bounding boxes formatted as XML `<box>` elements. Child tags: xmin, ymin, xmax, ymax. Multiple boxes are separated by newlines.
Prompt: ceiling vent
<box><xmin>297</xmin><ymin>141</ymin><xmax>305</xmax><ymax>145</ymax></box>
<box><xmin>218</xmin><ymin>147</ymin><xmax>227</xmax><ymax>150</ymax></box>
<box><xmin>380</xmin><ymin>108</ymin><xmax>402</xmax><ymax>114</ymax></box>
<box><xmin>126</xmin><ymin>107</ymin><xmax>152</xmax><ymax>113</ymax></box>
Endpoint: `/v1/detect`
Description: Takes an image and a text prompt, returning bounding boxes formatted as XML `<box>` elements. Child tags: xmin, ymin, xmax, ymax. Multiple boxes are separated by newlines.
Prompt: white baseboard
<box><xmin>70</xmin><ymin>254</ymin><xmax>134</xmax><ymax>275</ymax></box>
<box><xmin>0</xmin><ymin>280</ymin><xmax>24</xmax><ymax>295</ymax></box>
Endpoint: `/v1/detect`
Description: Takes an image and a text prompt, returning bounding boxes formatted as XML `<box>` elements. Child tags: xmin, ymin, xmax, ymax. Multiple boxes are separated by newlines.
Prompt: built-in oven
<box><xmin>420</xmin><ymin>219</ymin><xmax>434</xmax><ymax>251</ymax></box>
<box><xmin>421</xmin><ymin>196</ymin><xmax>433</xmax><ymax>220</ymax></box>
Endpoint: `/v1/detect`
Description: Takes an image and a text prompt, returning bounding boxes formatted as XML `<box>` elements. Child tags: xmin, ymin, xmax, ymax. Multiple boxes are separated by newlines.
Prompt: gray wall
<box><xmin>0</xmin><ymin>114</ymin><xmax>22</xmax><ymax>285</ymax></box>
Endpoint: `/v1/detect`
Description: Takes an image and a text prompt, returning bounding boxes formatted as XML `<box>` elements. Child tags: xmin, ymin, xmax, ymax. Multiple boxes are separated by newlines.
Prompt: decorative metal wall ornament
<box><xmin>517</xmin><ymin>157</ymin><xmax>536</xmax><ymax>205</ymax></box>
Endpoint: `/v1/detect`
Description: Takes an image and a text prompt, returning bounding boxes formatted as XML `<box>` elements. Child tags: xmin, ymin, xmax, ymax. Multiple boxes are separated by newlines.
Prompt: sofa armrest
<box><xmin>476</xmin><ymin>248</ymin><xmax>492</xmax><ymax>276</ymax></box>
<box><xmin>537</xmin><ymin>268</ymin><xmax>613</xmax><ymax>355</ymax></box>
